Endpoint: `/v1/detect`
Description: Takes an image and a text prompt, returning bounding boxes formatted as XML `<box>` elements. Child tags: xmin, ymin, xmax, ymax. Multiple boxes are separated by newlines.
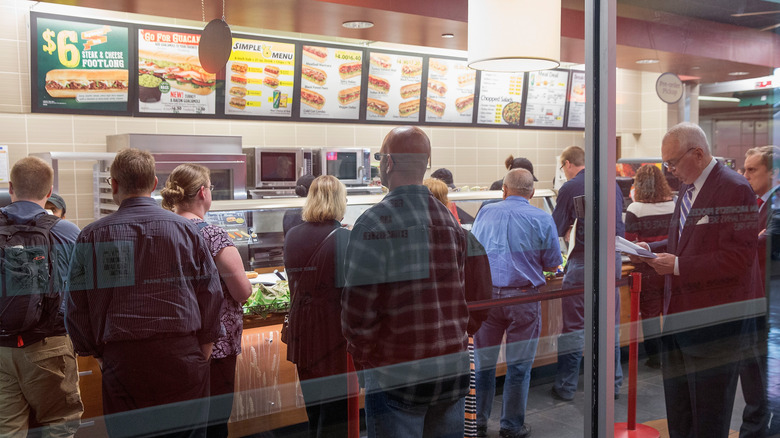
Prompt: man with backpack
<box><xmin>0</xmin><ymin>156</ymin><xmax>83</xmax><ymax>437</ymax></box>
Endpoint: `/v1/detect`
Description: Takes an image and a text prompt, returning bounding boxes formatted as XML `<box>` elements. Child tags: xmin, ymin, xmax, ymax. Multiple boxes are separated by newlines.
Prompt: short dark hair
<box><xmin>111</xmin><ymin>148</ymin><xmax>156</xmax><ymax>195</ymax></box>
<box><xmin>560</xmin><ymin>146</ymin><xmax>585</xmax><ymax>167</ymax></box>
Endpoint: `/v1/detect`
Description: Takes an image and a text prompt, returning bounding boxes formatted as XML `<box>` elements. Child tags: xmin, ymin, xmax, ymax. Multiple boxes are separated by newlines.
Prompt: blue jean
<box><xmin>554</xmin><ymin>256</ymin><xmax>623</xmax><ymax>398</ymax></box>
<box><xmin>473</xmin><ymin>287</ymin><xmax>540</xmax><ymax>433</ymax></box>
<box><xmin>363</xmin><ymin>370</ymin><xmax>465</xmax><ymax>438</ymax></box>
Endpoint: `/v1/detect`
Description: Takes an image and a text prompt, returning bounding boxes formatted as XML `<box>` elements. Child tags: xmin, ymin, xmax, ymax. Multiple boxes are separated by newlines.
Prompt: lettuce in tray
<box><xmin>243</xmin><ymin>280</ymin><xmax>290</xmax><ymax>317</ymax></box>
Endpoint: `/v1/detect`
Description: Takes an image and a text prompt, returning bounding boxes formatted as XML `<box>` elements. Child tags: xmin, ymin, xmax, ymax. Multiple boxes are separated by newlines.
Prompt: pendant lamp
<box><xmin>468</xmin><ymin>0</ymin><xmax>561</xmax><ymax>72</ymax></box>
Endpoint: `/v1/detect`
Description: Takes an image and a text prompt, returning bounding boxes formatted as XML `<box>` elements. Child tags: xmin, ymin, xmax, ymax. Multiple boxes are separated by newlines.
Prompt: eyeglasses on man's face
<box><xmin>663</xmin><ymin>148</ymin><xmax>696</xmax><ymax>170</ymax></box>
<box><xmin>374</xmin><ymin>152</ymin><xmax>390</xmax><ymax>161</ymax></box>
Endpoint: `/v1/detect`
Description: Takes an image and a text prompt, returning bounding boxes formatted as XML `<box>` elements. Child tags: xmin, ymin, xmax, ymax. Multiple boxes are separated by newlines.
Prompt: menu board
<box><xmin>524</xmin><ymin>70</ymin><xmax>569</xmax><ymax>128</ymax></box>
<box><xmin>566</xmin><ymin>71</ymin><xmax>586</xmax><ymax>128</ymax></box>
<box><xmin>32</xmin><ymin>14</ymin><xmax>130</xmax><ymax>113</ymax></box>
<box><xmin>366</xmin><ymin>52</ymin><xmax>423</xmax><ymax>122</ymax></box>
<box><xmin>476</xmin><ymin>72</ymin><xmax>525</xmax><ymax>126</ymax></box>
<box><xmin>298</xmin><ymin>45</ymin><xmax>362</xmax><ymax>120</ymax></box>
<box><xmin>225</xmin><ymin>38</ymin><xmax>295</xmax><ymax>117</ymax></box>
<box><xmin>137</xmin><ymin>28</ymin><xmax>215</xmax><ymax>115</ymax></box>
<box><xmin>424</xmin><ymin>58</ymin><xmax>476</xmax><ymax>123</ymax></box>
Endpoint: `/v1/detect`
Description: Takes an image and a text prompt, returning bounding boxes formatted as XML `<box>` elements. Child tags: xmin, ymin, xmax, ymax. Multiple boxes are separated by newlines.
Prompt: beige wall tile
<box><xmin>0</xmin><ymin>72</ymin><xmax>22</xmax><ymax>107</ymax></box>
<box><xmin>454</xmin><ymin>129</ymin><xmax>477</xmax><ymax>149</ymax></box>
<box><xmin>475</xmin><ymin>129</ymin><xmax>498</xmax><ymax>149</ymax></box>
<box><xmin>496</xmin><ymin>129</ymin><xmax>518</xmax><ymax>149</ymax></box>
<box><xmin>115</xmin><ymin>118</ymin><xmax>158</xmax><ymax>135</ymax></box>
<box><xmin>453</xmin><ymin>165</ymin><xmax>477</xmax><ymax>187</ymax></box>
<box><xmin>229</xmin><ymin>120</ymin><xmax>264</xmax><ymax>146</ymax></box>
<box><xmin>296</xmin><ymin>123</ymin><xmax>325</xmax><ymax>147</ymax></box>
<box><xmin>430</xmin><ymin>127</ymin><xmax>455</xmax><ymax>149</ymax></box>
<box><xmin>0</xmin><ymin>114</ymin><xmax>28</xmax><ymax>143</ymax></box>
<box><xmin>193</xmin><ymin>120</ymin><xmax>232</xmax><ymax>136</ymax></box>
<box><xmin>326</xmin><ymin>124</ymin><xmax>355</xmax><ymax>147</ymax></box>
<box><xmin>430</xmin><ymin>147</ymin><xmax>452</xmax><ymax>169</ymax></box>
<box><xmin>54</xmin><ymin>165</ymin><xmax>76</xmax><ymax>195</ymax></box>
<box><xmin>75</xmin><ymin>190</ymin><xmax>96</xmax><ymax>224</ymax></box>
<box><xmin>264</xmin><ymin>122</ymin><xmax>296</xmax><ymax>146</ymax></box>
<box><xmin>517</xmin><ymin>130</ymin><xmax>538</xmax><ymax>149</ymax></box>
<box><xmin>476</xmin><ymin>165</ymin><xmax>500</xmax><ymax>187</ymax></box>
<box><xmin>355</xmin><ymin>126</ymin><xmax>383</xmax><ymax>148</ymax></box>
<box><xmin>0</xmin><ymin>40</ymin><xmax>20</xmax><ymax>74</ymax></box>
<box><xmin>28</xmin><ymin>142</ymin><xmax>73</xmax><ymax>154</ymax></box>
<box><xmin>0</xmin><ymin>5</ymin><xmax>18</xmax><ymax>41</ymax></box>
<box><xmin>475</xmin><ymin>146</ymin><xmax>498</xmax><ymax>167</ymax></box>
<box><xmin>27</xmin><ymin>115</ymin><xmax>74</xmax><ymax>144</ymax></box>
<box><xmin>156</xmin><ymin>120</ymin><xmax>196</xmax><ymax>135</ymax></box>
<box><xmin>74</xmin><ymin>116</ymin><xmax>119</xmax><ymax>145</ymax></box>
<box><xmin>17</xmin><ymin>39</ymin><xmax>28</xmax><ymax>74</ymax></box>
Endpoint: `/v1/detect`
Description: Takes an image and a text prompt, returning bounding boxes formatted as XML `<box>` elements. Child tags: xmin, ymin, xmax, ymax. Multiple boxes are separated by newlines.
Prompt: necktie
<box><xmin>758</xmin><ymin>198</ymin><xmax>764</xmax><ymax>209</ymax></box>
<box><xmin>678</xmin><ymin>185</ymin><xmax>695</xmax><ymax>240</ymax></box>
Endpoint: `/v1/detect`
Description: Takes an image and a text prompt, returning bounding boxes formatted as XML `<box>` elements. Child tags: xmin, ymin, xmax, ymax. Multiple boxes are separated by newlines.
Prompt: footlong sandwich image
<box><xmin>302</xmin><ymin>65</ymin><xmax>328</xmax><ymax>86</ymax></box>
<box><xmin>229</xmin><ymin>86</ymin><xmax>247</xmax><ymax>98</ymax></box>
<box><xmin>426</xmin><ymin>98</ymin><xmax>446</xmax><ymax>117</ymax></box>
<box><xmin>338</xmin><ymin>86</ymin><xmax>361</xmax><ymax>105</ymax></box>
<box><xmin>339</xmin><ymin>61</ymin><xmax>362</xmax><ymax>80</ymax></box>
<box><xmin>301</xmin><ymin>88</ymin><xmax>325</xmax><ymax>110</ymax></box>
<box><xmin>45</xmin><ymin>69</ymin><xmax>129</xmax><ymax>98</ymax></box>
<box><xmin>427</xmin><ymin>79</ymin><xmax>448</xmax><ymax>97</ymax></box>
<box><xmin>399</xmin><ymin>99</ymin><xmax>420</xmax><ymax>117</ymax></box>
<box><xmin>303</xmin><ymin>45</ymin><xmax>328</xmax><ymax>63</ymax></box>
<box><xmin>138</xmin><ymin>49</ymin><xmax>216</xmax><ymax>95</ymax></box>
<box><xmin>367</xmin><ymin>98</ymin><xmax>388</xmax><ymax>116</ymax></box>
<box><xmin>455</xmin><ymin>94</ymin><xmax>475</xmax><ymax>113</ymax></box>
<box><xmin>400</xmin><ymin>82</ymin><xmax>421</xmax><ymax>99</ymax></box>
<box><xmin>229</xmin><ymin>96</ymin><xmax>246</xmax><ymax>110</ymax></box>
<box><xmin>368</xmin><ymin>74</ymin><xmax>390</xmax><ymax>94</ymax></box>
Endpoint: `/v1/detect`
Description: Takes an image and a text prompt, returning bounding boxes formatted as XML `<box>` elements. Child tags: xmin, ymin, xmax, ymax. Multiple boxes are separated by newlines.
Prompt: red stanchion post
<box><xmin>347</xmin><ymin>353</ymin><xmax>360</xmax><ymax>438</ymax></box>
<box><xmin>615</xmin><ymin>272</ymin><xmax>660</xmax><ymax>438</ymax></box>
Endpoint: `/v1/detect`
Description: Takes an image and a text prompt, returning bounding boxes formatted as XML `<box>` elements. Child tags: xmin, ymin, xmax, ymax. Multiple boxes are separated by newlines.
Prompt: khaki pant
<box><xmin>0</xmin><ymin>335</ymin><xmax>83</xmax><ymax>438</ymax></box>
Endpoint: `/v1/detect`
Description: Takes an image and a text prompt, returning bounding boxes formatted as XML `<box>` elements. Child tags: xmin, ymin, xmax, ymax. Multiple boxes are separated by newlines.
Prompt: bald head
<box><xmin>503</xmin><ymin>168</ymin><xmax>535</xmax><ymax>199</ymax></box>
<box><xmin>663</xmin><ymin>122</ymin><xmax>711</xmax><ymax>156</ymax></box>
<box><xmin>379</xmin><ymin>126</ymin><xmax>431</xmax><ymax>189</ymax></box>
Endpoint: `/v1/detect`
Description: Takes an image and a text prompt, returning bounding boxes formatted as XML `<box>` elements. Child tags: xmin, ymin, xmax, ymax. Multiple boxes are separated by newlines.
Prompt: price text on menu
<box><xmin>34</xmin><ymin>15</ymin><xmax>130</xmax><ymax>112</ymax></box>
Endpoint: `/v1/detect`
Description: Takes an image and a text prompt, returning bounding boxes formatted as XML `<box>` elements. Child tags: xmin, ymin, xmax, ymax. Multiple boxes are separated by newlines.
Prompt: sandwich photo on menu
<box><xmin>231</xmin><ymin>63</ymin><xmax>248</xmax><ymax>74</ymax></box>
<box><xmin>339</xmin><ymin>61</ymin><xmax>362</xmax><ymax>79</ymax></box>
<box><xmin>427</xmin><ymin>79</ymin><xmax>447</xmax><ymax>97</ymax></box>
<box><xmin>264</xmin><ymin>65</ymin><xmax>280</xmax><ymax>78</ymax></box>
<box><xmin>402</xmin><ymin>61</ymin><xmax>422</xmax><ymax>77</ymax></box>
<box><xmin>370</xmin><ymin>53</ymin><xmax>391</xmax><ymax>69</ymax></box>
<box><xmin>368</xmin><ymin>74</ymin><xmax>390</xmax><ymax>94</ymax></box>
<box><xmin>231</xmin><ymin>74</ymin><xmax>247</xmax><ymax>86</ymax></box>
<box><xmin>429</xmin><ymin>59</ymin><xmax>448</xmax><ymax>75</ymax></box>
<box><xmin>338</xmin><ymin>86</ymin><xmax>360</xmax><ymax>105</ymax></box>
<box><xmin>426</xmin><ymin>98</ymin><xmax>446</xmax><ymax>117</ymax></box>
<box><xmin>400</xmin><ymin>82</ymin><xmax>421</xmax><ymax>99</ymax></box>
<box><xmin>263</xmin><ymin>76</ymin><xmax>280</xmax><ymax>88</ymax></box>
<box><xmin>229</xmin><ymin>96</ymin><xmax>246</xmax><ymax>110</ymax></box>
<box><xmin>457</xmin><ymin>72</ymin><xmax>476</xmax><ymax>88</ymax></box>
<box><xmin>229</xmin><ymin>86</ymin><xmax>246</xmax><ymax>98</ymax></box>
<box><xmin>302</xmin><ymin>65</ymin><xmax>328</xmax><ymax>86</ymax></box>
<box><xmin>45</xmin><ymin>69</ymin><xmax>129</xmax><ymax>98</ymax></box>
<box><xmin>301</xmin><ymin>88</ymin><xmax>325</xmax><ymax>110</ymax></box>
<box><xmin>398</xmin><ymin>100</ymin><xmax>420</xmax><ymax>117</ymax></box>
<box><xmin>455</xmin><ymin>94</ymin><xmax>474</xmax><ymax>113</ymax></box>
<box><xmin>303</xmin><ymin>45</ymin><xmax>328</xmax><ymax>63</ymax></box>
<box><xmin>367</xmin><ymin>98</ymin><xmax>388</xmax><ymax>116</ymax></box>
<box><xmin>138</xmin><ymin>49</ymin><xmax>216</xmax><ymax>95</ymax></box>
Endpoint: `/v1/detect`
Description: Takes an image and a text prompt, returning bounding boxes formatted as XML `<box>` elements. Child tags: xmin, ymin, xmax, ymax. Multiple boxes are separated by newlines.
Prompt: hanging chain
<box><xmin>222</xmin><ymin>0</ymin><xmax>226</xmax><ymax>21</ymax></box>
<box><xmin>201</xmin><ymin>0</ymin><xmax>205</xmax><ymax>23</ymax></box>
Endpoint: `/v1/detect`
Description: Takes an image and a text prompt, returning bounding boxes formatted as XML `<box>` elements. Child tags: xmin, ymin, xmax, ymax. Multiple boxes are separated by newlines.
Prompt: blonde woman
<box><xmin>283</xmin><ymin>175</ymin><xmax>350</xmax><ymax>438</ymax></box>
<box><xmin>161</xmin><ymin>163</ymin><xmax>252</xmax><ymax>438</ymax></box>
<box><xmin>424</xmin><ymin>177</ymin><xmax>460</xmax><ymax>223</ymax></box>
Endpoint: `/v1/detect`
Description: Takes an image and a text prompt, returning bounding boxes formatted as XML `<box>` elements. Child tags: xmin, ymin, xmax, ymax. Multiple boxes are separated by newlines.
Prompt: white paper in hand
<box><xmin>615</xmin><ymin>236</ymin><xmax>657</xmax><ymax>258</ymax></box>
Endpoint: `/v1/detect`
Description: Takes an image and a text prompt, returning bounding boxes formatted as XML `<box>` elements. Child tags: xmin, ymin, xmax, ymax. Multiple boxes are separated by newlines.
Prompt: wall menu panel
<box><xmin>566</xmin><ymin>71</ymin><xmax>586</xmax><ymax>129</ymax></box>
<box><xmin>225</xmin><ymin>37</ymin><xmax>295</xmax><ymax>117</ymax></box>
<box><xmin>136</xmin><ymin>28</ymin><xmax>215</xmax><ymax>115</ymax></box>
<box><xmin>31</xmin><ymin>13</ymin><xmax>132</xmax><ymax>114</ymax></box>
<box><xmin>524</xmin><ymin>69</ymin><xmax>569</xmax><ymax>128</ymax></box>
<box><xmin>424</xmin><ymin>58</ymin><xmax>476</xmax><ymax>124</ymax></box>
<box><xmin>366</xmin><ymin>52</ymin><xmax>423</xmax><ymax>122</ymax></box>
<box><xmin>298</xmin><ymin>45</ymin><xmax>363</xmax><ymax>120</ymax></box>
<box><xmin>476</xmin><ymin>71</ymin><xmax>525</xmax><ymax>126</ymax></box>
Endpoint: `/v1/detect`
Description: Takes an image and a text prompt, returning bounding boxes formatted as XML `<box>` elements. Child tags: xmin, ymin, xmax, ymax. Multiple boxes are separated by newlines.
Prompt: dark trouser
<box><xmin>206</xmin><ymin>356</ymin><xmax>237</xmax><ymax>438</ymax></box>
<box><xmin>739</xmin><ymin>316</ymin><xmax>769</xmax><ymax>438</ymax></box>
<box><xmin>661</xmin><ymin>332</ymin><xmax>740</xmax><ymax>438</ymax></box>
<box><xmin>101</xmin><ymin>335</ymin><xmax>210</xmax><ymax>438</ymax></box>
<box><xmin>297</xmin><ymin>367</ymin><xmax>349</xmax><ymax>438</ymax></box>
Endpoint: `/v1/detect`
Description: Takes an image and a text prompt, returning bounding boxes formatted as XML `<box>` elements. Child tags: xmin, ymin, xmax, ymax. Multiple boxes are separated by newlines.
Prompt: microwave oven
<box><xmin>245</xmin><ymin>147</ymin><xmax>316</xmax><ymax>189</ymax></box>
<box><xmin>318</xmin><ymin>148</ymin><xmax>372</xmax><ymax>186</ymax></box>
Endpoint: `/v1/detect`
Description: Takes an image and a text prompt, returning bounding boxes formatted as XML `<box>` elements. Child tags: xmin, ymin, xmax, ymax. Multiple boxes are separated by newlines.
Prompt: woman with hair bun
<box><xmin>161</xmin><ymin>163</ymin><xmax>252</xmax><ymax>438</ymax></box>
<box><xmin>283</xmin><ymin>174</ymin><xmax>316</xmax><ymax>236</ymax></box>
<box><xmin>283</xmin><ymin>175</ymin><xmax>350</xmax><ymax>438</ymax></box>
<box><xmin>624</xmin><ymin>164</ymin><xmax>674</xmax><ymax>369</ymax></box>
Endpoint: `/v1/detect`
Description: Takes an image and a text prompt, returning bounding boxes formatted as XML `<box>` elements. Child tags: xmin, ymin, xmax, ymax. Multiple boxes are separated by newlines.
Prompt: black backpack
<box><xmin>0</xmin><ymin>212</ymin><xmax>60</xmax><ymax>337</ymax></box>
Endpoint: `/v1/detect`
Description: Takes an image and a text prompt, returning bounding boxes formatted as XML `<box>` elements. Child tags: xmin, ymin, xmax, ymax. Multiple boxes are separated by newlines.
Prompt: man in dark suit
<box><xmin>635</xmin><ymin>122</ymin><xmax>761</xmax><ymax>438</ymax></box>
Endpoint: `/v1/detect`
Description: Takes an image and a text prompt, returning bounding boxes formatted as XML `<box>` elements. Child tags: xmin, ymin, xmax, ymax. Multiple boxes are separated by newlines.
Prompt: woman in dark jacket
<box><xmin>283</xmin><ymin>175</ymin><xmax>349</xmax><ymax>438</ymax></box>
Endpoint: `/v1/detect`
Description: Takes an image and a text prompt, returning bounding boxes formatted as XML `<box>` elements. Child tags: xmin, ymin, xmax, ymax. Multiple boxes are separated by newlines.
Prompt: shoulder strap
<box><xmin>196</xmin><ymin>220</ymin><xmax>210</xmax><ymax>231</ymax></box>
<box><xmin>304</xmin><ymin>227</ymin><xmax>340</xmax><ymax>269</ymax></box>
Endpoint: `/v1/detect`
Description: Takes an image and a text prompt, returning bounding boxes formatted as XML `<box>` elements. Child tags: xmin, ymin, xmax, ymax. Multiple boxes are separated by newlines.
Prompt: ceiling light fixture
<box><xmin>467</xmin><ymin>0</ymin><xmax>560</xmax><ymax>72</ymax></box>
<box><xmin>635</xmin><ymin>59</ymin><xmax>660</xmax><ymax>64</ymax></box>
<box><xmin>728</xmin><ymin>71</ymin><xmax>750</xmax><ymax>76</ymax></box>
<box><xmin>441</xmin><ymin>33</ymin><xmax>455</xmax><ymax>39</ymax></box>
<box><xmin>698</xmin><ymin>96</ymin><xmax>740</xmax><ymax>103</ymax></box>
<box><xmin>342</xmin><ymin>21</ymin><xmax>374</xmax><ymax>29</ymax></box>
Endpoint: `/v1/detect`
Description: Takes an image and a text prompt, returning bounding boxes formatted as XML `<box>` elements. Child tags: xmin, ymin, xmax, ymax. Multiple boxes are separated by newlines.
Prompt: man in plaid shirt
<box><xmin>342</xmin><ymin>126</ymin><xmax>476</xmax><ymax>437</ymax></box>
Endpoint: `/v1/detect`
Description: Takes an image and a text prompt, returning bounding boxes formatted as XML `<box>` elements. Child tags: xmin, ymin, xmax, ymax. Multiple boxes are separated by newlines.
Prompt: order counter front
<box><xmin>74</xmin><ymin>190</ymin><xmax>635</xmax><ymax>438</ymax></box>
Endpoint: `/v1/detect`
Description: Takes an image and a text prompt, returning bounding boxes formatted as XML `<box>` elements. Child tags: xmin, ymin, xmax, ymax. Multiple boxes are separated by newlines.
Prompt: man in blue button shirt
<box><xmin>471</xmin><ymin>168</ymin><xmax>562</xmax><ymax>438</ymax></box>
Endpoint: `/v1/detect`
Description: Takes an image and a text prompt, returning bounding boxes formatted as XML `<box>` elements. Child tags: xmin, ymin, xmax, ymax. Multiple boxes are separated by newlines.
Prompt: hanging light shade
<box><xmin>468</xmin><ymin>0</ymin><xmax>561</xmax><ymax>72</ymax></box>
